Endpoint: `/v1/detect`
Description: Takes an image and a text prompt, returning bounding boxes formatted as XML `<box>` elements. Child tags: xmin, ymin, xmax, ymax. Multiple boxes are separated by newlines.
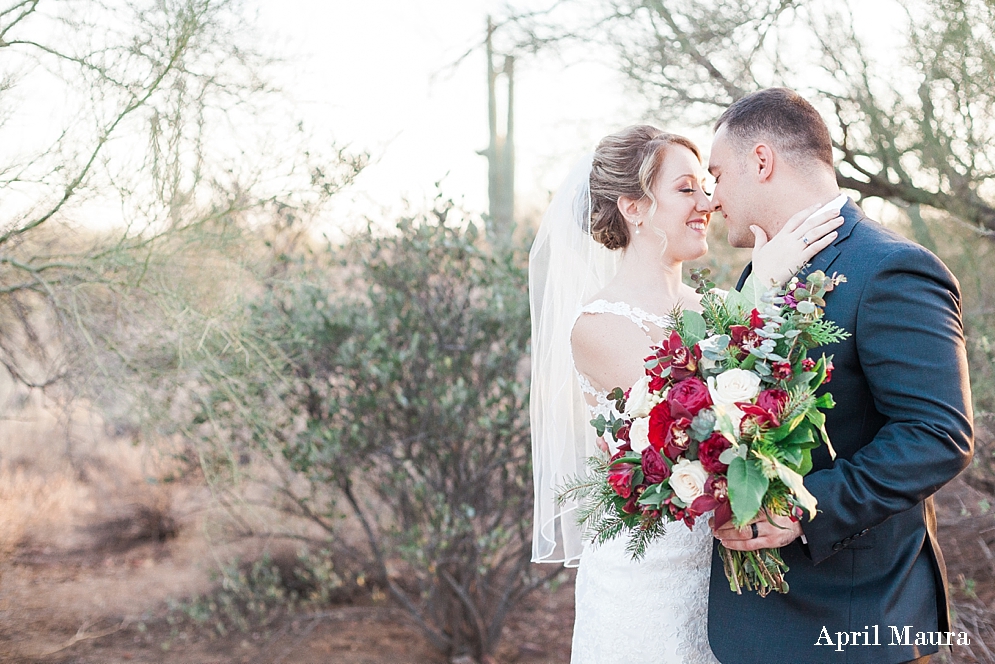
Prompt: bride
<box><xmin>529</xmin><ymin>125</ymin><xmax>843</xmax><ymax>663</ymax></box>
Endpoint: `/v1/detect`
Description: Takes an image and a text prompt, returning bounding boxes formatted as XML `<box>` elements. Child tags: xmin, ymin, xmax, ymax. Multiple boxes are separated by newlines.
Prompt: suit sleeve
<box><xmin>801</xmin><ymin>245</ymin><xmax>974</xmax><ymax>564</ymax></box>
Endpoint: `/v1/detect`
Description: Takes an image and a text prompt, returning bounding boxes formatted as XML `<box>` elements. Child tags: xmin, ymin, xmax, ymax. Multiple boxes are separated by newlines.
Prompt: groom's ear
<box><xmin>752</xmin><ymin>143</ymin><xmax>775</xmax><ymax>183</ymax></box>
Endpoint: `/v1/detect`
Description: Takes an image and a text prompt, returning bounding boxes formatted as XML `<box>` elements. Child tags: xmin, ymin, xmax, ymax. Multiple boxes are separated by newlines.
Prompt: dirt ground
<box><xmin>0</xmin><ymin>400</ymin><xmax>992</xmax><ymax>664</ymax></box>
<box><xmin>0</xmin><ymin>479</ymin><xmax>991</xmax><ymax>664</ymax></box>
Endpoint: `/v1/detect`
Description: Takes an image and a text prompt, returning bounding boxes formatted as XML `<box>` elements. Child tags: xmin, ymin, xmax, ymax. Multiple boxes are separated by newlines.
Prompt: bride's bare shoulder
<box><xmin>571</xmin><ymin>309</ymin><xmax>654</xmax><ymax>394</ymax></box>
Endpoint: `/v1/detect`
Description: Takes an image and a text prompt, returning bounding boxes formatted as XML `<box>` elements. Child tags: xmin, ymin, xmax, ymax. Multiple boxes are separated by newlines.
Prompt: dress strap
<box><xmin>577</xmin><ymin>300</ymin><xmax>673</xmax><ymax>333</ymax></box>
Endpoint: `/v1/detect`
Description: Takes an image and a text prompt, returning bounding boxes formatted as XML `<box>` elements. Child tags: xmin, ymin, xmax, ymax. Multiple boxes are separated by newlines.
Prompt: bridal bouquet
<box><xmin>559</xmin><ymin>269</ymin><xmax>849</xmax><ymax>596</ymax></box>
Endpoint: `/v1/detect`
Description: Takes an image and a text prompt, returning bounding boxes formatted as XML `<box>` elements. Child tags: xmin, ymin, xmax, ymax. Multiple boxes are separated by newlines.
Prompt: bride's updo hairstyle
<box><xmin>589</xmin><ymin>126</ymin><xmax>701</xmax><ymax>250</ymax></box>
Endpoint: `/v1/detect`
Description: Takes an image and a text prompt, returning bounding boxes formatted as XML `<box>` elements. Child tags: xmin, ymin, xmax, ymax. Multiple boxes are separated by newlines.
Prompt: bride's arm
<box><xmin>749</xmin><ymin>202</ymin><xmax>845</xmax><ymax>288</ymax></box>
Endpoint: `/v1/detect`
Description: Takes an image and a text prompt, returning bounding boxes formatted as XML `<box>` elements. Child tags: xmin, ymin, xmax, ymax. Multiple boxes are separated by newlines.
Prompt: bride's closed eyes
<box><xmin>677</xmin><ymin>179</ymin><xmax>713</xmax><ymax>197</ymax></box>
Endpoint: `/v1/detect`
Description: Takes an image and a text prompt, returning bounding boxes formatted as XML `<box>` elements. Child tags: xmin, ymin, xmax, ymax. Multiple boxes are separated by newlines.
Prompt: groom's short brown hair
<box><xmin>714</xmin><ymin>88</ymin><xmax>834</xmax><ymax>170</ymax></box>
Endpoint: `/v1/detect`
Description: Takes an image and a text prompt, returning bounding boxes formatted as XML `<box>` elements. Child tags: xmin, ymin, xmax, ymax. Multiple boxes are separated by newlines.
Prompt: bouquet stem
<box><xmin>719</xmin><ymin>544</ymin><xmax>789</xmax><ymax>597</ymax></box>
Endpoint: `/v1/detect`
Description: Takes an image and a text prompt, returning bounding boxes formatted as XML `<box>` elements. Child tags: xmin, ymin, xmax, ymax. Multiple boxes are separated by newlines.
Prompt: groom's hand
<box><xmin>711</xmin><ymin>513</ymin><xmax>803</xmax><ymax>551</ymax></box>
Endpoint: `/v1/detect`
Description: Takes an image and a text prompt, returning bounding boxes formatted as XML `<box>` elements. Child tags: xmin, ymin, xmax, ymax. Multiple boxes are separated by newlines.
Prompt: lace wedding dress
<box><xmin>570</xmin><ymin>300</ymin><xmax>719</xmax><ymax>664</ymax></box>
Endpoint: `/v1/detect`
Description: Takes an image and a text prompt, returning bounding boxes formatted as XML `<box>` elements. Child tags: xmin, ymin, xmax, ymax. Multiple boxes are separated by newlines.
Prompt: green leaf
<box><xmin>814</xmin><ymin>393</ymin><xmax>836</xmax><ymax>409</ymax></box>
<box><xmin>638</xmin><ymin>484</ymin><xmax>667</xmax><ymax>507</ymax></box>
<box><xmin>794</xmin><ymin>448</ymin><xmax>814</xmax><ymax>475</ymax></box>
<box><xmin>781</xmin><ymin>445</ymin><xmax>803</xmax><ymax>467</ymax></box>
<box><xmin>805</xmin><ymin>409</ymin><xmax>836</xmax><ymax>459</ymax></box>
<box><xmin>770</xmin><ymin>422</ymin><xmax>815</xmax><ymax>448</ymax></box>
<box><xmin>727</xmin><ymin>456</ymin><xmax>769</xmax><ymax>526</ymax></box>
<box><xmin>790</xmin><ymin>371</ymin><xmax>817</xmax><ymax>391</ymax></box>
<box><xmin>724</xmin><ymin>286</ymin><xmax>750</xmax><ymax>317</ymax></box>
<box><xmin>683</xmin><ymin>310</ymin><xmax>707</xmax><ymax>346</ymax></box>
<box><xmin>608</xmin><ymin>453</ymin><xmax>641</xmax><ymax>467</ymax></box>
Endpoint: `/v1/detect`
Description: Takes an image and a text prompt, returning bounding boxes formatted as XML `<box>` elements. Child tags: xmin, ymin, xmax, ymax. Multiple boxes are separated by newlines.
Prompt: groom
<box><xmin>707</xmin><ymin>88</ymin><xmax>974</xmax><ymax>664</ymax></box>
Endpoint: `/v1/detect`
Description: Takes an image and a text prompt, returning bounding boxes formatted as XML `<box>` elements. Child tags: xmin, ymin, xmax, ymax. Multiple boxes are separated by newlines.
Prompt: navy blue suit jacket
<box><xmin>707</xmin><ymin>199</ymin><xmax>974</xmax><ymax>664</ymax></box>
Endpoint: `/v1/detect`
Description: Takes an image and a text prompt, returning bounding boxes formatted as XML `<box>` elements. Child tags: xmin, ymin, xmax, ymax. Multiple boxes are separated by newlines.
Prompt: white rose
<box><xmin>670</xmin><ymin>458</ymin><xmax>708</xmax><ymax>505</ymax></box>
<box><xmin>629</xmin><ymin>416</ymin><xmax>651</xmax><ymax>453</ymax></box>
<box><xmin>625</xmin><ymin>375</ymin><xmax>654</xmax><ymax>419</ymax></box>
<box><xmin>712</xmin><ymin>403</ymin><xmax>746</xmax><ymax>436</ymax></box>
<box><xmin>707</xmin><ymin>369</ymin><xmax>761</xmax><ymax>409</ymax></box>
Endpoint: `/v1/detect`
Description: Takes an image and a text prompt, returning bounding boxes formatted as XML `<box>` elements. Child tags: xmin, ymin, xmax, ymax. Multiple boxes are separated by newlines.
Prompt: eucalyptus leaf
<box><xmin>683</xmin><ymin>310</ymin><xmax>707</xmax><ymax>346</ymax></box>
<box><xmin>690</xmin><ymin>410</ymin><xmax>717</xmax><ymax>441</ymax></box>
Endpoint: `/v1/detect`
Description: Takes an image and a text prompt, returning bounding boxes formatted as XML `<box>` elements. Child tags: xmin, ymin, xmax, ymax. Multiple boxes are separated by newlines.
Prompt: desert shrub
<box><xmin>278</xmin><ymin>205</ymin><xmax>542</xmax><ymax>659</ymax></box>
<box><xmin>173</xmin><ymin>198</ymin><xmax>549</xmax><ymax>660</ymax></box>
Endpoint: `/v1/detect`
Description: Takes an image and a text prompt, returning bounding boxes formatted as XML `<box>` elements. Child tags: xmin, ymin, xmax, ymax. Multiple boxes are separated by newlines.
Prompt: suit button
<box><xmin>832</xmin><ymin>542</ymin><xmax>843</xmax><ymax>551</ymax></box>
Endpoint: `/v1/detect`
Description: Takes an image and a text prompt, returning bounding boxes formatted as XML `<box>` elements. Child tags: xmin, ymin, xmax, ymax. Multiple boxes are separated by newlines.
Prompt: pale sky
<box><xmin>254</xmin><ymin>0</ymin><xmax>907</xmax><ymax>229</ymax></box>
<box><xmin>255</xmin><ymin>0</ymin><xmax>653</xmax><ymax>225</ymax></box>
<box><xmin>0</xmin><ymin>1</ymin><xmax>907</xmax><ymax>234</ymax></box>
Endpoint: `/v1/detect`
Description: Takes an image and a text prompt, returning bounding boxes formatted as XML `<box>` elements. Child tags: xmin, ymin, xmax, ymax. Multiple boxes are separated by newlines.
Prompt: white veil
<box><xmin>529</xmin><ymin>153</ymin><xmax>621</xmax><ymax>567</ymax></box>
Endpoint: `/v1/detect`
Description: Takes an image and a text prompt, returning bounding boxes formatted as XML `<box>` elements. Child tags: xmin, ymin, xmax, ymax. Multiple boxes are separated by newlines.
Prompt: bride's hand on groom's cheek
<box><xmin>751</xmin><ymin>204</ymin><xmax>845</xmax><ymax>287</ymax></box>
<box><xmin>709</xmin><ymin>513</ymin><xmax>803</xmax><ymax>551</ymax></box>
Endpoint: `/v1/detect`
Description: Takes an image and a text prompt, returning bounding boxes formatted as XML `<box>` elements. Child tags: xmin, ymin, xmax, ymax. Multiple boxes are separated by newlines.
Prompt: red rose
<box><xmin>771</xmin><ymin>361</ymin><xmax>793</xmax><ymax>381</ymax></box>
<box><xmin>667</xmin><ymin>377</ymin><xmax>713</xmax><ymax>417</ymax></box>
<box><xmin>641</xmin><ymin>447</ymin><xmax>670</xmax><ymax>484</ymax></box>
<box><xmin>802</xmin><ymin>357</ymin><xmax>816</xmax><ymax>372</ymax></box>
<box><xmin>698</xmin><ymin>432</ymin><xmax>732</xmax><ymax>473</ymax></box>
<box><xmin>649</xmin><ymin>402</ymin><xmax>691</xmax><ymax>460</ymax></box>
<box><xmin>756</xmin><ymin>388</ymin><xmax>790</xmax><ymax>418</ymax></box>
<box><xmin>607</xmin><ymin>463</ymin><xmax>635</xmax><ymax>498</ymax></box>
<box><xmin>649</xmin><ymin>375</ymin><xmax>667</xmax><ymax>392</ymax></box>
<box><xmin>648</xmin><ymin>402</ymin><xmax>673</xmax><ymax>452</ymax></box>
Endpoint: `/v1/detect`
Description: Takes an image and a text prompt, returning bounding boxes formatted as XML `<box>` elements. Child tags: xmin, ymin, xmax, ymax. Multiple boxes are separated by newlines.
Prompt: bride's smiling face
<box><xmin>631</xmin><ymin>145</ymin><xmax>712</xmax><ymax>262</ymax></box>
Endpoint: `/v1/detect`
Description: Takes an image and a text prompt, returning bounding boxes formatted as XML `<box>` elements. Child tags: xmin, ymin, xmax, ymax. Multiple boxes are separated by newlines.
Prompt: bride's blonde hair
<box><xmin>589</xmin><ymin>126</ymin><xmax>701</xmax><ymax>250</ymax></box>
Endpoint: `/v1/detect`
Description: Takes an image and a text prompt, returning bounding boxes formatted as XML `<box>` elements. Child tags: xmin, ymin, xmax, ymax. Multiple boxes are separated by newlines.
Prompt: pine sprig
<box><xmin>801</xmin><ymin>319</ymin><xmax>850</xmax><ymax>346</ymax></box>
<box><xmin>667</xmin><ymin>303</ymin><xmax>685</xmax><ymax>335</ymax></box>
<box><xmin>556</xmin><ymin>457</ymin><xmax>639</xmax><ymax>549</ymax></box>
<box><xmin>624</xmin><ymin>518</ymin><xmax>670</xmax><ymax>560</ymax></box>
<box><xmin>700</xmin><ymin>291</ymin><xmax>734</xmax><ymax>332</ymax></box>
<box><xmin>556</xmin><ymin>456</ymin><xmax>611</xmax><ymax>505</ymax></box>
<box><xmin>780</xmin><ymin>387</ymin><xmax>816</xmax><ymax>425</ymax></box>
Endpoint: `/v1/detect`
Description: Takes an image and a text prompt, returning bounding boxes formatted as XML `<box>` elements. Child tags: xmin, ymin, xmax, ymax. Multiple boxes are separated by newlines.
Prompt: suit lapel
<box><xmin>736</xmin><ymin>198</ymin><xmax>863</xmax><ymax>290</ymax></box>
<box><xmin>797</xmin><ymin>198</ymin><xmax>862</xmax><ymax>280</ymax></box>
